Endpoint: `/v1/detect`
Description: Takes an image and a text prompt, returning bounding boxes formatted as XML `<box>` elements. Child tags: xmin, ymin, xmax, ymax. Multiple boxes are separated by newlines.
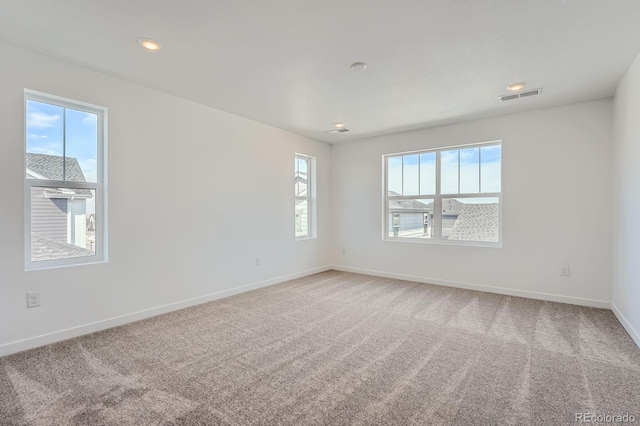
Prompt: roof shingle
<box><xmin>448</xmin><ymin>203</ymin><xmax>499</xmax><ymax>242</ymax></box>
<box><xmin>31</xmin><ymin>235</ymin><xmax>95</xmax><ymax>262</ymax></box>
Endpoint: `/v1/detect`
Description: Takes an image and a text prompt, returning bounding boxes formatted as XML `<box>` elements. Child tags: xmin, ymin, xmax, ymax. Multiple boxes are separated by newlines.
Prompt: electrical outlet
<box><xmin>560</xmin><ymin>265</ymin><xmax>570</xmax><ymax>276</ymax></box>
<box><xmin>27</xmin><ymin>292</ymin><xmax>41</xmax><ymax>308</ymax></box>
<box><xmin>342</xmin><ymin>248</ymin><xmax>347</xmax><ymax>255</ymax></box>
<box><xmin>256</xmin><ymin>256</ymin><xmax>262</xmax><ymax>266</ymax></box>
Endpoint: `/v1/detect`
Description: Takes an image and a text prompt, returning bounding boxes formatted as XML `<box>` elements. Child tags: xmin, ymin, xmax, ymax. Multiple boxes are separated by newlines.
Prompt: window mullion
<box><xmin>457</xmin><ymin>149</ymin><xmax>460</xmax><ymax>195</ymax></box>
<box><xmin>401</xmin><ymin>155</ymin><xmax>404</xmax><ymax>196</ymax></box>
<box><xmin>478</xmin><ymin>146</ymin><xmax>482</xmax><ymax>193</ymax></box>
<box><xmin>417</xmin><ymin>154</ymin><xmax>421</xmax><ymax>196</ymax></box>
<box><xmin>27</xmin><ymin>180</ymin><xmax>98</xmax><ymax>190</ymax></box>
<box><xmin>62</xmin><ymin>107</ymin><xmax>66</xmax><ymax>182</ymax></box>
<box><xmin>435</xmin><ymin>149</ymin><xmax>442</xmax><ymax>241</ymax></box>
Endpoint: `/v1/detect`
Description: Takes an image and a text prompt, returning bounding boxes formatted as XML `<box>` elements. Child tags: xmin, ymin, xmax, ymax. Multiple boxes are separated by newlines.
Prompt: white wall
<box><xmin>612</xmin><ymin>53</ymin><xmax>640</xmax><ymax>346</ymax></box>
<box><xmin>0</xmin><ymin>42</ymin><xmax>331</xmax><ymax>355</ymax></box>
<box><xmin>332</xmin><ymin>100</ymin><xmax>613</xmax><ymax>307</ymax></box>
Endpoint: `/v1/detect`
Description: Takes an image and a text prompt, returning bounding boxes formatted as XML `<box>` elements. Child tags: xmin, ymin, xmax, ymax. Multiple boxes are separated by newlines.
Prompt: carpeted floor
<box><xmin>1</xmin><ymin>271</ymin><xmax>639</xmax><ymax>425</ymax></box>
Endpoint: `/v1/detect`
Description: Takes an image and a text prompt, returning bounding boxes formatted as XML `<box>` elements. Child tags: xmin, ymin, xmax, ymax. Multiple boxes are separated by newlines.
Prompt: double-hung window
<box><xmin>25</xmin><ymin>90</ymin><xmax>107</xmax><ymax>270</ymax></box>
<box><xmin>384</xmin><ymin>141</ymin><xmax>502</xmax><ymax>246</ymax></box>
<box><xmin>295</xmin><ymin>153</ymin><xmax>315</xmax><ymax>239</ymax></box>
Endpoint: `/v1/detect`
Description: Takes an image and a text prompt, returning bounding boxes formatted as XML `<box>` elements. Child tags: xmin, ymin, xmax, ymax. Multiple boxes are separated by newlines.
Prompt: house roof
<box><xmin>31</xmin><ymin>235</ymin><xmax>95</xmax><ymax>262</ymax></box>
<box><xmin>388</xmin><ymin>193</ymin><xmax>463</xmax><ymax>214</ymax></box>
<box><xmin>389</xmin><ymin>198</ymin><xmax>432</xmax><ymax>211</ymax></box>
<box><xmin>26</xmin><ymin>153</ymin><xmax>87</xmax><ymax>182</ymax></box>
<box><xmin>26</xmin><ymin>153</ymin><xmax>92</xmax><ymax>196</ymax></box>
<box><xmin>448</xmin><ymin>203</ymin><xmax>499</xmax><ymax>242</ymax></box>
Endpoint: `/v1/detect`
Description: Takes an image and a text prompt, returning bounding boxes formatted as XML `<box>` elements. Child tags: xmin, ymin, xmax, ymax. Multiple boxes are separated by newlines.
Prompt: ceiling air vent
<box><xmin>499</xmin><ymin>88</ymin><xmax>542</xmax><ymax>101</ymax></box>
<box><xmin>499</xmin><ymin>93</ymin><xmax>520</xmax><ymax>101</ymax></box>
<box><xmin>519</xmin><ymin>88</ymin><xmax>542</xmax><ymax>97</ymax></box>
<box><xmin>325</xmin><ymin>128</ymin><xmax>349</xmax><ymax>134</ymax></box>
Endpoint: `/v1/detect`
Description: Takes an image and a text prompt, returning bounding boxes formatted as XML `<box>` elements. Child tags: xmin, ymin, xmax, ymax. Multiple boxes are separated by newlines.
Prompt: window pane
<box><xmin>296</xmin><ymin>173</ymin><xmax>306</xmax><ymax>196</ymax></box>
<box><xmin>295</xmin><ymin>199</ymin><xmax>309</xmax><ymax>237</ymax></box>
<box><xmin>65</xmin><ymin>108</ymin><xmax>98</xmax><ymax>183</ymax></box>
<box><xmin>402</xmin><ymin>154</ymin><xmax>419</xmax><ymax>196</ymax></box>
<box><xmin>294</xmin><ymin>157</ymin><xmax>299</xmax><ymax>194</ymax></box>
<box><xmin>388</xmin><ymin>198</ymin><xmax>434</xmax><ymax>239</ymax></box>
<box><xmin>295</xmin><ymin>157</ymin><xmax>309</xmax><ymax>196</ymax></box>
<box><xmin>442</xmin><ymin>197</ymin><xmax>500</xmax><ymax>243</ymax></box>
<box><xmin>298</xmin><ymin>157</ymin><xmax>308</xmax><ymax>174</ymax></box>
<box><xmin>387</xmin><ymin>156</ymin><xmax>402</xmax><ymax>195</ymax></box>
<box><xmin>481</xmin><ymin>145</ymin><xmax>502</xmax><ymax>193</ymax></box>
<box><xmin>460</xmin><ymin>147</ymin><xmax>479</xmax><ymax>193</ymax></box>
<box><xmin>419</xmin><ymin>153</ymin><xmax>436</xmax><ymax>195</ymax></box>
<box><xmin>440</xmin><ymin>150</ymin><xmax>459</xmax><ymax>194</ymax></box>
<box><xmin>26</xmin><ymin>100</ymin><xmax>64</xmax><ymax>180</ymax></box>
<box><xmin>31</xmin><ymin>187</ymin><xmax>96</xmax><ymax>261</ymax></box>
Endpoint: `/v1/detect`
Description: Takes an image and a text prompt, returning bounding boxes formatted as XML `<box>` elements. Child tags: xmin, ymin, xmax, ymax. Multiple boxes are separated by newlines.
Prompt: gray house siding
<box><xmin>30</xmin><ymin>187</ymin><xmax>67</xmax><ymax>243</ymax></box>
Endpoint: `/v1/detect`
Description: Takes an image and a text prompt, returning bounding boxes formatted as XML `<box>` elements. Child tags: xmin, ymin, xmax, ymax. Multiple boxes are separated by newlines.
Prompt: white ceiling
<box><xmin>1</xmin><ymin>0</ymin><xmax>640</xmax><ymax>143</ymax></box>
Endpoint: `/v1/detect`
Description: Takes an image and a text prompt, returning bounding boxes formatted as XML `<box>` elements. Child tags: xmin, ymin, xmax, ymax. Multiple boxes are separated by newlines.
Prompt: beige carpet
<box><xmin>1</xmin><ymin>271</ymin><xmax>639</xmax><ymax>425</ymax></box>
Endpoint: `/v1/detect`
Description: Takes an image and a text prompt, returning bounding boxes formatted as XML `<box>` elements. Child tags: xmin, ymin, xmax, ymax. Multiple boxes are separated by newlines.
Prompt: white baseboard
<box><xmin>331</xmin><ymin>265</ymin><xmax>611</xmax><ymax>309</ymax></box>
<box><xmin>611</xmin><ymin>303</ymin><xmax>640</xmax><ymax>348</ymax></box>
<box><xmin>0</xmin><ymin>266</ymin><xmax>330</xmax><ymax>358</ymax></box>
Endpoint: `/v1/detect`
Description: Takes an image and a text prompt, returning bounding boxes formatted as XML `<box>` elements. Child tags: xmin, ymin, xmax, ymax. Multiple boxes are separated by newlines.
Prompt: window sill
<box><xmin>383</xmin><ymin>237</ymin><xmax>502</xmax><ymax>249</ymax></box>
<box><xmin>25</xmin><ymin>258</ymin><xmax>108</xmax><ymax>272</ymax></box>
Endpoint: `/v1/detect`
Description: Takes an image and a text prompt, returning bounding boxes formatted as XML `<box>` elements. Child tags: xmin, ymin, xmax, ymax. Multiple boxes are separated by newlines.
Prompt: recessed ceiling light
<box><xmin>507</xmin><ymin>82</ymin><xmax>526</xmax><ymax>91</ymax></box>
<box><xmin>350</xmin><ymin>62</ymin><xmax>367</xmax><ymax>71</ymax></box>
<box><xmin>333</xmin><ymin>122</ymin><xmax>346</xmax><ymax>128</ymax></box>
<box><xmin>138</xmin><ymin>38</ymin><xmax>163</xmax><ymax>51</ymax></box>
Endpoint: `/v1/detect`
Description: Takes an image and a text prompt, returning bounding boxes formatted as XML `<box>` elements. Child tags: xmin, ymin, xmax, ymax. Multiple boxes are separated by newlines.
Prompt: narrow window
<box><xmin>25</xmin><ymin>90</ymin><xmax>107</xmax><ymax>270</ymax></box>
<box><xmin>295</xmin><ymin>153</ymin><xmax>316</xmax><ymax>239</ymax></box>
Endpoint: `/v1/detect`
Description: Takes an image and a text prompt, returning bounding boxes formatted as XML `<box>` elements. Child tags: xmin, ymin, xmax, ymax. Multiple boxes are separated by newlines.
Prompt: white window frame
<box><xmin>383</xmin><ymin>140</ymin><xmax>502</xmax><ymax>248</ymax></box>
<box><xmin>24</xmin><ymin>90</ymin><xmax>108</xmax><ymax>270</ymax></box>
<box><xmin>295</xmin><ymin>153</ymin><xmax>316</xmax><ymax>240</ymax></box>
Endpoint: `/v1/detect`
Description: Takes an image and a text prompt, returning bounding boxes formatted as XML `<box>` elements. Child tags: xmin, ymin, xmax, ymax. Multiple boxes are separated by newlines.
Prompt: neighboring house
<box><xmin>26</xmin><ymin>153</ymin><xmax>95</xmax><ymax>261</ymax></box>
<box><xmin>388</xmin><ymin>196</ymin><xmax>434</xmax><ymax>236</ymax></box>
<box><xmin>431</xmin><ymin>199</ymin><xmax>464</xmax><ymax>238</ymax></box>
<box><xmin>87</xmin><ymin>214</ymin><xmax>96</xmax><ymax>232</ymax></box>
<box><xmin>388</xmin><ymin>191</ymin><xmax>498</xmax><ymax>241</ymax></box>
<box><xmin>388</xmin><ymin>192</ymin><xmax>463</xmax><ymax>237</ymax></box>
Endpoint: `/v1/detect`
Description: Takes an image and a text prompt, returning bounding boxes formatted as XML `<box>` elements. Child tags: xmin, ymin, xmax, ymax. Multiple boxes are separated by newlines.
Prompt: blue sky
<box><xmin>388</xmin><ymin>144</ymin><xmax>502</xmax><ymax>198</ymax></box>
<box><xmin>26</xmin><ymin>100</ymin><xmax>97</xmax><ymax>182</ymax></box>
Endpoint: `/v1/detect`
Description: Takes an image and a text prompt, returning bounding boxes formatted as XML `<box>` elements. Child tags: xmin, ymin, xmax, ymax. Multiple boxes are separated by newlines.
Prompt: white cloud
<box><xmin>27</xmin><ymin>110</ymin><xmax>61</xmax><ymax>129</ymax></box>
<box><xmin>82</xmin><ymin>113</ymin><xmax>97</xmax><ymax>126</ymax></box>
<box><xmin>79</xmin><ymin>158</ymin><xmax>98</xmax><ymax>182</ymax></box>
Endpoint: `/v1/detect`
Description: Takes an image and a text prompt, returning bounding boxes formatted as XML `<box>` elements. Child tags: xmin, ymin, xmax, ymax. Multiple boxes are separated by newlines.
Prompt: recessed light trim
<box><xmin>507</xmin><ymin>82</ymin><xmax>526</xmax><ymax>91</ymax></box>
<box><xmin>333</xmin><ymin>122</ymin><xmax>346</xmax><ymax>128</ymax></box>
<box><xmin>350</xmin><ymin>62</ymin><xmax>367</xmax><ymax>71</ymax></box>
<box><xmin>138</xmin><ymin>38</ymin><xmax>163</xmax><ymax>51</ymax></box>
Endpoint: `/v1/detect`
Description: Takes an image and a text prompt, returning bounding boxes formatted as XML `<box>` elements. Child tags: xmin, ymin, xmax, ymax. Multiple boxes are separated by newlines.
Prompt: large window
<box><xmin>384</xmin><ymin>141</ymin><xmax>501</xmax><ymax>246</ymax></box>
<box><xmin>25</xmin><ymin>90</ymin><xmax>107</xmax><ymax>270</ymax></box>
<box><xmin>295</xmin><ymin>153</ymin><xmax>315</xmax><ymax>239</ymax></box>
